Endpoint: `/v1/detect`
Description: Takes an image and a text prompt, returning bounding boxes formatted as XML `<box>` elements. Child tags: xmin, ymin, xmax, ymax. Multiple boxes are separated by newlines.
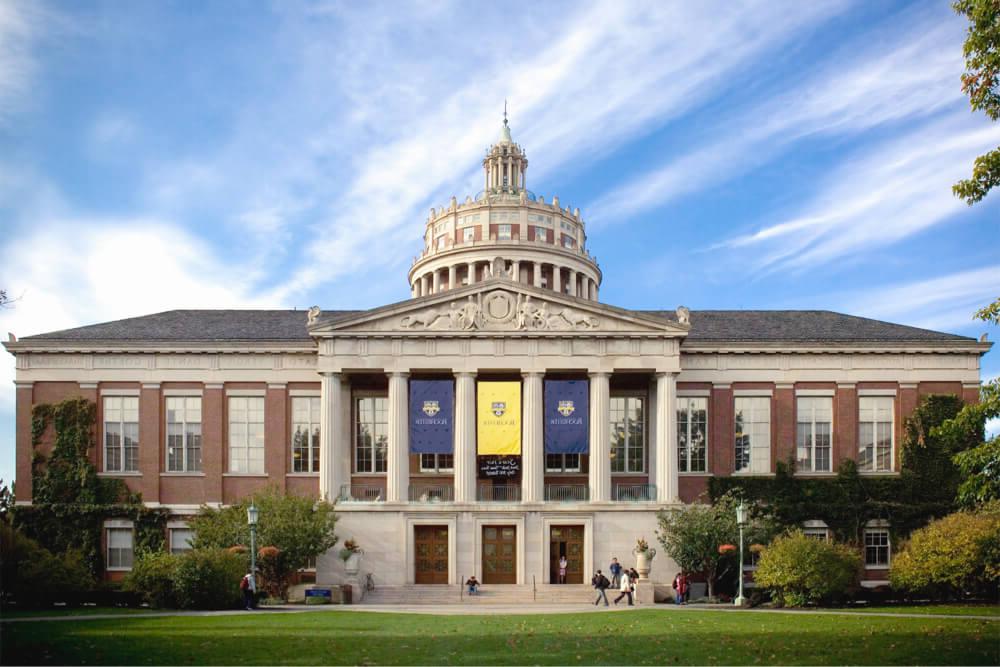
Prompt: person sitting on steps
<box><xmin>465</xmin><ymin>575</ymin><xmax>480</xmax><ymax>595</ymax></box>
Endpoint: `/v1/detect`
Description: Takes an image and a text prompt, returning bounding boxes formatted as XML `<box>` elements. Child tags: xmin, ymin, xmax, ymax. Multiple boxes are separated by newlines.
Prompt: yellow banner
<box><xmin>477</xmin><ymin>381</ymin><xmax>521</xmax><ymax>455</ymax></box>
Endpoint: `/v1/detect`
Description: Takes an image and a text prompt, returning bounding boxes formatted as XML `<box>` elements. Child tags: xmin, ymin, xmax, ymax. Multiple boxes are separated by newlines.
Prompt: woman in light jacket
<box><xmin>613</xmin><ymin>567</ymin><xmax>634</xmax><ymax>606</ymax></box>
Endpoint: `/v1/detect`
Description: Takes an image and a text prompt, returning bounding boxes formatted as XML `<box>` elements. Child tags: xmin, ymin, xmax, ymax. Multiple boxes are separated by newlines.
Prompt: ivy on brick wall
<box><xmin>15</xmin><ymin>397</ymin><xmax>169</xmax><ymax>577</ymax></box>
<box><xmin>709</xmin><ymin>394</ymin><xmax>977</xmax><ymax>542</ymax></box>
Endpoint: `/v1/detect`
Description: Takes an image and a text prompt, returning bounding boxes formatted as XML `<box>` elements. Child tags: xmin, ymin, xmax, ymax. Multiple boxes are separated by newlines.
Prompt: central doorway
<box><xmin>482</xmin><ymin>525</ymin><xmax>517</xmax><ymax>584</ymax></box>
<box><xmin>549</xmin><ymin>525</ymin><xmax>584</xmax><ymax>584</ymax></box>
<box><xmin>414</xmin><ymin>525</ymin><xmax>449</xmax><ymax>584</ymax></box>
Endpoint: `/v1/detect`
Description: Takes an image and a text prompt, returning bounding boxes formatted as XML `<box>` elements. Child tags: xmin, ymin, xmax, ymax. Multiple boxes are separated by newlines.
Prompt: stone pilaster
<box><xmin>588</xmin><ymin>372</ymin><xmax>611</xmax><ymax>502</ymax></box>
<box><xmin>387</xmin><ymin>372</ymin><xmax>410</xmax><ymax>502</ymax></box>
<box><xmin>454</xmin><ymin>372</ymin><xmax>477</xmax><ymax>502</ymax></box>
<box><xmin>319</xmin><ymin>372</ymin><xmax>343</xmax><ymax>501</ymax></box>
<box><xmin>522</xmin><ymin>372</ymin><xmax>544</xmax><ymax>503</ymax></box>
<box><xmin>655</xmin><ymin>372</ymin><xmax>679</xmax><ymax>503</ymax></box>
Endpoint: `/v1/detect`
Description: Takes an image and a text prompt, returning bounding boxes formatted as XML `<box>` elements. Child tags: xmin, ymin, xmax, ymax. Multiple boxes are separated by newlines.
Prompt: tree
<box><xmin>934</xmin><ymin>299</ymin><xmax>1000</xmax><ymax>507</ymax></box>
<box><xmin>656</xmin><ymin>492</ymin><xmax>764</xmax><ymax>598</ymax></box>
<box><xmin>889</xmin><ymin>502</ymin><xmax>1000</xmax><ymax>599</ymax></box>
<box><xmin>188</xmin><ymin>487</ymin><xmax>338</xmax><ymax>597</ymax></box>
<box><xmin>953</xmin><ymin>0</ymin><xmax>1000</xmax><ymax>205</ymax></box>
<box><xmin>753</xmin><ymin>530</ymin><xmax>862</xmax><ymax>607</ymax></box>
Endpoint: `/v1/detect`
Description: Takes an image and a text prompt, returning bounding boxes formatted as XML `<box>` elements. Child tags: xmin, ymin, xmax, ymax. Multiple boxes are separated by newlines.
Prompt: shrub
<box><xmin>123</xmin><ymin>551</ymin><xmax>181</xmax><ymax>608</ymax></box>
<box><xmin>754</xmin><ymin>530</ymin><xmax>862</xmax><ymax>607</ymax></box>
<box><xmin>257</xmin><ymin>545</ymin><xmax>291</xmax><ymax>600</ymax></box>
<box><xmin>1</xmin><ymin>522</ymin><xmax>94</xmax><ymax>608</ymax></box>
<box><xmin>173</xmin><ymin>549</ymin><xmax>245</xmax><ymax>610</ymax></box>
<box><xmin>890</xmin><ymin>503</ymin><xmax>1000</xmax><ymax>599</ymax></box>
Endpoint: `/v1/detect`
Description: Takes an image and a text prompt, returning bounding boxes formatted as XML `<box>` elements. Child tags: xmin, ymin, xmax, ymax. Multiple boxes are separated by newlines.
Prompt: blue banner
<box><xmin>409</xmin><ymin>380</ymin><xmax>454</xmax><ymax>454</ymax></box>
<box><xmin>544</xmin><ymin>380</ymin><xmax>589</xmax><ymax>454</ymax></box>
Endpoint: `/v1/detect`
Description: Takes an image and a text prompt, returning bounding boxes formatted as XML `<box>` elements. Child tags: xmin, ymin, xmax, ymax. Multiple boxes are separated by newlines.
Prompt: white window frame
<box><xmin>435</xmin><ymin>235</ymin><xmax>447</xmax><ymax>250</ymax></box>
<box><xmin>497</xmin><ymin>224</ymin><xmax>512</xmax><ymax>240</ymax></box>
<box><xmin>610</xmin><ymin>395</ymin><xmax>646</xmax><ymax>474</ymax></box>
<box><xmin>803</xmin><ymin>527</ymin><xmax>831</xmax><ymax>542</ymax></box>
<box><xmin>166</xmin><ymin>396</ymin><xmax>202</xmax><ymax>473</ymax></box>
<box><xmin>796</xmin><ymin>396</ymin><xmax>833</xmax><ymax>473</ymax></box>
<box><xmin>355</xmin><ymin>395</ymin><xmax>388</xmax><ymax>474</ymax></box>
<box><xmin>677</xmin><ymin>397</ymin><xmax>708</xmax><ymax>473</ymax></box>
<box><xmin>103</xmin><ymin>396</ymin><xmax>139</xmax><ymax>473</ymax></box>
<box><xmin>462</xmin><ymin>226</ymin><xmax>475</xmax><ymax>243</ymax></box>
<box><xmin>291</xmin><ymin>396</ymin><xmax>321</xmax><ymax>474</ymax></box>
<box><xmin>858</xmin><ymin>396</ymin><xmax>894</xmax><ymax>472</ymax></box>
<box><xmin>169</xmin><ymin>527</ymin><xmax>194</xmax><ymax>554</ymax></box>
<box><xmin>106</xmin><ymin>525</ymin><xmax>134</xmax><ymax>571</ymax></box>
<box><xmin>734</xmin><ymin>396</ymin><xmax>771</xmax><ymax>474</ymax></box>
<box><xmin>545</xmin><ymin>453</ymin><xmax>581</xmax><ymax>473</ymax></box>
<box><xmin>228</xmin><ymin>396</ymin><xmax>265</xmax><ymax>474</ymax></box>
<box><xmin>864</xmin><ymin>528</ymin><xmax>891</xmax><ymax>568</ymax></box>
<box><xmin>562</xmin><ymin>235</ymin><xmax>575</xmax><ymax>248</ymax></box>
<box><xmin>419</xmin><ymin>453</ymin><xmax>454</xmax><ymax>473</ymax></box>
<box><xmin>535</xmin><ymin>226</ymin><xmax>549</xmax><ymax>243</ymax></box>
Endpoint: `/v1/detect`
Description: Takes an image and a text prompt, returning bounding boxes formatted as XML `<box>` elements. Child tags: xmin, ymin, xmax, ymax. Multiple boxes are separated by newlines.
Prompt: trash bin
<box><xmin>340</xmin><ymin>584</ymin><xmax>353</xmax><ymax>604</ymax></box>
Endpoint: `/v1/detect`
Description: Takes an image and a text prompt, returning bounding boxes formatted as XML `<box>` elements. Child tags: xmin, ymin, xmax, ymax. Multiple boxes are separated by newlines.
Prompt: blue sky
<box><xmin>1</xmin><ymin>0</ymin><xmax>998</xmax><ymax>486</ymax></box>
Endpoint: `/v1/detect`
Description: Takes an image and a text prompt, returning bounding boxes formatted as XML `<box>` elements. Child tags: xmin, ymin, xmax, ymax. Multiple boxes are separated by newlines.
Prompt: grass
<box><xmin>1</xmin><ymin>607</ymin><xmax>998</xmax><ymax>666</ymax></box>
<box><xmin>838</xmin><ymin>603</ymin><xmax>1000</xmax><ymax>617</ymax></box>
<box><xmin>0</xmin><ymin>606</ymin><xmax>158</xmax><ymax>619</ymax></box>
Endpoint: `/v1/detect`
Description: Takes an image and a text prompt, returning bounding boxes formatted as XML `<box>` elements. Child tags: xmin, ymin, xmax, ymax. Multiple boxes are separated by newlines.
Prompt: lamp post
<box><xmin>247</xmin><ymin>503</ymin><xmax>259</xmax><ymax>593</ymax></box>
<box><xmin>734</xmin><ymin>500</ymin><xmax>747</xmax><ymax>607</ymax></box>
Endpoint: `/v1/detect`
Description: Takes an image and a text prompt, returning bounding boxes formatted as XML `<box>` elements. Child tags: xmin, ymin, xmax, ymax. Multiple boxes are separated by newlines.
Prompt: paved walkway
<box><xmin>2</xmin><ymin>603</ymin><xmax>997</xmax><ymax>623</ymax></box>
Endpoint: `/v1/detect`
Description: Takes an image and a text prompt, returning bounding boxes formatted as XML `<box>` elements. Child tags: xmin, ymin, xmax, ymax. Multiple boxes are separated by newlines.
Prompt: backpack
<box><xmin>240</xmin><ymin>576</ymin><xmax>249</xmax><ymax>590</ymax></box>
<box><xmin>598</xmin><ymin>575</ymin><xmax>610</xmax><ymax>589</ymax></box>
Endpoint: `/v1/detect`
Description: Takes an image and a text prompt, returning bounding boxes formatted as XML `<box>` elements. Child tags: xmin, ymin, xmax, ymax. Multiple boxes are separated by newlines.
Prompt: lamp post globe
<box><xmin>734</xmin><ymin>500</ymin><xmax>747</xmax><ymax>607</ymax></box>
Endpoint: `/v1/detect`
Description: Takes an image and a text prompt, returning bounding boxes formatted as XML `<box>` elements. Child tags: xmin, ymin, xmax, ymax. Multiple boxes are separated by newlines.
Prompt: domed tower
<box><xmin>408</xmin><ymin>113</ymin><xmax>602</xmax><ymax>300</ymax></box>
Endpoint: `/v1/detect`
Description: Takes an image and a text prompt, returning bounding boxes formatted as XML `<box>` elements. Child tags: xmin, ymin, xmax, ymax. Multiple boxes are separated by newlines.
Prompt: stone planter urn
<box><xmin>633</xmin><ymin>547</ymin><xmax>656</xmax><ymax>579</ymax></box>
<box><xmin>344</xmin><ymin>551</ymin><xmax>362</xmax><ymax>576</ymax></box>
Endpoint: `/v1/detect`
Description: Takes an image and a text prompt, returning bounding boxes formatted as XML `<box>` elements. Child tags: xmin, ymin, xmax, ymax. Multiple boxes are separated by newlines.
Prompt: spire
<box><xmin>499</xmin><ymin>100</ymin><xmax>513</xmax><ymax>144</ymax></box>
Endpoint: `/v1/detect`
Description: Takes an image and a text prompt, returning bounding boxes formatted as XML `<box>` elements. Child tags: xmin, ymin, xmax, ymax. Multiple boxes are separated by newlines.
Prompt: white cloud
<box><xmin>0</xmin><ymin>0</ymin><xmax>40</xmax><ymax>125</ymax></box>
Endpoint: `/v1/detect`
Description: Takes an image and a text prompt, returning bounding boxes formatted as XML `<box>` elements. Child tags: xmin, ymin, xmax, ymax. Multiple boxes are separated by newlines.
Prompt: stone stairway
<box><xmin>360</xmin><ymin>583</ymin><xmax>597</xmax><ymax>605</ymax></box>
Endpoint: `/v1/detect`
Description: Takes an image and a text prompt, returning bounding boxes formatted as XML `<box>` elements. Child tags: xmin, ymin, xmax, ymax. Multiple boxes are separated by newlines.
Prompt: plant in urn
<box><xmin>339</xmin><ymin>538</ymin><xmax>363</xmax><ymax>575</ymax></box>
<box><xmin>633</xmin><ymin>538</ymin><xmax>656</xmax><ymax>579</ymax></box>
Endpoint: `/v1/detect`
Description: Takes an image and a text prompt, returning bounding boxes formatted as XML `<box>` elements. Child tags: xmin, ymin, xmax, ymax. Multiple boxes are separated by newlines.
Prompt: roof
<box><xmin>14</xmin><ymin>307</ymin><xmax>977</xmax><ymax>346</ymax></box>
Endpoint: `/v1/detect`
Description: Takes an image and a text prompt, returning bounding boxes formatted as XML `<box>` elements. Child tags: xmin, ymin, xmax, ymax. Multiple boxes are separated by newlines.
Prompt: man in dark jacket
<box><xmin>592</xmin><ymin>569</ymin><xmax>610</xmax><ymax>606</ymax></box>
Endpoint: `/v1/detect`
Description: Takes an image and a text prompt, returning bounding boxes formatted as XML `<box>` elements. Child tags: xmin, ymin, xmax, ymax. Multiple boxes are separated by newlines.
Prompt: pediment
<box><xmin>309</xmin><ymin>278</ymin><xmax>688</xmax><ymax>337</ymax></box>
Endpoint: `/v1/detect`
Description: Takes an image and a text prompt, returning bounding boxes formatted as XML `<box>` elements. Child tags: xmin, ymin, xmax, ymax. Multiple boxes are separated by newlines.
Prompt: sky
<box><xmin>0</xmin><ymin>0</ymin><xmax>998</xmax><ymax>487</ymax></box>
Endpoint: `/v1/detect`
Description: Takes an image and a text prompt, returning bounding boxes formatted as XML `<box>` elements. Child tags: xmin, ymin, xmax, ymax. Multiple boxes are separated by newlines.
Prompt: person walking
<box><xmin>672</xmin><ymin>572</ymin><xmax>686</xmax><ymax>605</ymax></box>
<box><xmin>609</xmin><ymin>557</ymin><xmax>622</xmax><ymax>588</ymax></box>
<box><xmin>628</xmin><ymin>567</ymin><xmax>640</xmax><ymax>604</ymax></box>
<box><xmin>613</xmin><ymin>567</ymin><xmax>634</xmax><ymax>606</ymax></box>
<box><xmin>558</xmin><ymin>556</ymin><xmax>568</xmax><ymax>584</ymax></box>
<box><xmin>592</xmin><ymin>570</ymin><xmax>610</xmax><ymax>606</ymax></box>
<box><xmin>240</xmin><ymin>571</ymin><xmax>255</xmax><ymax>610</ymax></box>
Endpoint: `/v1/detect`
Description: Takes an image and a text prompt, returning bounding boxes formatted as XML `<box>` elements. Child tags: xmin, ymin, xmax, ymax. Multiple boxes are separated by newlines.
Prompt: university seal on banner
<box><xmin>422</xmin><ymin>400</ymin><xmax>440</xmax><ymax>417</ymax></box>
<box><xmin>492</xmin><ymin>401</ymin><xmax>507</xmax><ymax>417</ymax></box>
<box><xmin>558</xmin><ymin>400</ymin><xmax>575</xmax><ymax>417</ymax></box>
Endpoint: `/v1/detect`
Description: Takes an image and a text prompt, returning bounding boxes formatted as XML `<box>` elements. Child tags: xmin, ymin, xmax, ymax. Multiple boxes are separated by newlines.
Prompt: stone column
<box><xmin>655</xmin><ymin>372</ymin><xmax>679</xmax><ymax>503</ymax></box>
<box><xmin>522</xmin><ymin>372</ymin><xmax>544</xmax><ymax>503</ymax></box>
<box><xmin>588</xmin><ymin>372</ymin><xmax>611</xmax><ymax>502</ymax></box>
<box><xmin>467</xmin><ymin>262</ymin><xmax>477</xmax><ymax>285</ymax></box>
<box><xmin>448</xmin><ymin>265</ymin><xmax>457</xmax><ymax>291</ymax></box>
<box><xmin>512</xmin><ymin>260</ymin><xmax>521</xmax><ymax>283</ymax></box>
<box><xmin>553</xmin><ymin>265</ymin><xmax>562</xmax><ymax>294</ymax></box>
<box><xmin>431</xmin><ymin>270</ymin><xmax>440</xmax><ymax>294</ymax></box>
<box><xmin>533</xmin><ymin>262</ymin><xmax>542</xmax><ymax>288</ymax></box>
<box><xmin>319</xmin><ymin>372</ymin><xmax>344</xmax><ymax>502</ymax></box>
<box><xmin>454</xmin><ymin>372</ymin><xmax>477</xmax><ymax>503</ymax></box>
<box><xmin>387</xmin><ymin>372</ymin><xmax>410</xmax><ymax>502</ymax></box>
<box><xmin>568</xmin><ymin>271</ymin><xmax>578</xmax><ymax>297</ymax></box>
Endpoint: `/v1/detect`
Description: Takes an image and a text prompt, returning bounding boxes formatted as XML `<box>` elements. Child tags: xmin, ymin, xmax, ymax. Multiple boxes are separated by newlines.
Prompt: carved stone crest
<box><xmin>399</xmin><ymin>289</ymin><xmax>599</xmax><ymax>332</ymax></box>
<box><xmin>307</xmin><ymin>306</ymin><xmax>321</xmax><ymax>326</ymax></box>
<box><xmin>676</xmin><ymin>305</ymin><xmax>690</xmax><ymax>325</ymax></box>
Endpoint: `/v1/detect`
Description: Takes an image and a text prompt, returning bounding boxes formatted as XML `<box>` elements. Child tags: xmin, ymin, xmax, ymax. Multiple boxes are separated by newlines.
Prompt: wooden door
<box><xmin>482</xmin><ymin>525</ymin><xmax>517</xmax><ymax>584</ymax></box>
<box><xmin>414</xmin><ymin>525</ymin><xmax>449</xmax><ymax>584</ymax></box>
<box><xmin>549</xmin><ymin>525</ymin><xmax>585</xmax><ymax>584</ymax></box>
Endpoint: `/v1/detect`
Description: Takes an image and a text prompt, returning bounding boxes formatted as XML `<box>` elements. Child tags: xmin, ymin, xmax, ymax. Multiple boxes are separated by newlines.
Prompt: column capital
<box><xmin>522</xmin><ymin>370</ymin><xmax>545</xmax><ymax>379</ymax></box>
<box><xmin>587</xmin><ymin>371</ymin><xmax>611</xmax><ymax>380</ymax></box>
<box><xmin>388</xmin><ymin>371</ymin><xmax>410</xmax><ymax>379</ymax></box>
<box><xmin>654</xmin><ymin>370</ymin><xmax>679</xmax><ymax>379</ymax></box>
<box><xmin>320</xmin><ymin>371</ymin><xmax>342</xmax><ymax>379</ymax></box>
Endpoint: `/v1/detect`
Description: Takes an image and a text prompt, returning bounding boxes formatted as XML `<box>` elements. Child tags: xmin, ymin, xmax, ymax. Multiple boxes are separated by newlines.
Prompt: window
<box><xmin>228</xmin><ymin>396</ymin><xmax>264</xmax><ymax>474</ymax></box>
<box><xmin>734</xmin><ymin>396</ymin><xmax>770</xmax><ymax>474</ymax></box>
<box><xmin>167</xmin><ymin>397</ymin><xmax>202</xmax><ymax>472</ymax></box>
<box><xmin>803</xmin><ymin>528</ymin><xmax>830</xmax><ymax>542</ymax></box>
<box><xmin>106</xmin><ymin>527</ymin><xmax>134</xmax><ymax>570</ymax></box>
<box><xmin>859</xmin><ymin>396</ymin><xmax>894</xmax><ymax>472</ymax></box>
<box><xmin>355</xmin><ymin>396</ymin><xmax>388</xmax><ymax>473</ymax></box>
<box><xmin>796</xmin><ymin>397</ymin><xmax>832</xmax><ymax>472</ymax></box>
<box><xmin>545</xmin><ymin>453</ymin><xmax>581</xmax><ymax>473</ymax></box>
<box><xmin>677</xmin><ymin>397</ymin><xmax>707</xmax><ymax>473</ymax></box>
<box><xmin>562</xmin><ymin>235</ymin><xmax>575</xmax><ymax>248</ymax></box>
<box><xmin>104</xmin><ymin>396</ymin><xmax>139</xmax><ymax>473</ymax></box>
<box><xmin>462</xmin><ymin>226</ymin><xmax>475</xmax><ymax>243</ymax></box>
<box><xmin>169</xmin><ymin>528</ymin><xmax>194</xmax><ymax>554</ymax></box>
<box><xmin>292</xmin><ymin>397</ymin><xmax>320</xmax><ymax>473</ymax></box>
<box><xmin>436</xmin><ymin>235</ymin><xmax>447</xmax><ymax>250</ymax></box>
<box><xmin>420</xmin><ymin>453</ymin><xmax>454</xmax><ymax>472</ymax></box>
<box><xmin>535</xmin><ymin>226</ymin><xmax>548</xmax><ymax>242</ymax></box>
<box><xmin>497</xmin><ymin>224</ymin><xmax>512</xmax><ymax>240</ymax></box>
<box><xmin>611</xmin><ymin>396</ymin><xmax>645</xmax><ymax>473</ymax></box>
<box><xmin>864</xmin><ymin>529</ymin><xmax>891</xmax><ymax>567</ymax></box>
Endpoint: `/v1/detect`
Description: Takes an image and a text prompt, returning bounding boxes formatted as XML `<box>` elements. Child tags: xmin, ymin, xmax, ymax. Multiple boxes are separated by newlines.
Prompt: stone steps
<box><xmin>361</xmin><ymin>584</ymin><xmax>598</xmax><ymax>605</ymax></box>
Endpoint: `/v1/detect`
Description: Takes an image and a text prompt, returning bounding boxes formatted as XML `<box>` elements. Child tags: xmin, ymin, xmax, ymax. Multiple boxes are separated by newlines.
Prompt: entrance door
<box><xmin>482</xmin><ymin>525</ymin><xmax>517</xmax><ymax>584</ymax></box>
<box><xmin>414</xmin><ymin>525</ymin><xmax>449</xmax><ymax>584</ymax></box>
<box><xmin>549</xmin><ymin>525</ymin><xmax>584</xmax><ymax>584</ymax></box>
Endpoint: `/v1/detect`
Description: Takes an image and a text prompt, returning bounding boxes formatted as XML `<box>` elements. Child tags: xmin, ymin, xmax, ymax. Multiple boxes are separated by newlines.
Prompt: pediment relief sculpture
<box><xmin>400</xmin><ymin>290</ymin><xmax>599</xmax><ymax>332</ymax></box>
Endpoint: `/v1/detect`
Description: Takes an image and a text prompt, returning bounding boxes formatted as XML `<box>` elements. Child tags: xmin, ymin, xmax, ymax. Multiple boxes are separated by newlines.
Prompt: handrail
<box><xmin>532</xmin><ymin>574</ymin><xmax>536</xmax><ymax>602</ymax></box>
<box><xmin>460</xmin><ymin>573</ymin><xmax>464</xmax><ymax>602</ymax></box>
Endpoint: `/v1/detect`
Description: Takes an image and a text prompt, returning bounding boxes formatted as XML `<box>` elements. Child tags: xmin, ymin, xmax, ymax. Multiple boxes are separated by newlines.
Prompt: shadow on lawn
<box><xmin>1</xmin><ymin>610</ymin><xmax>997</xmax><ymax>666</ymax></box>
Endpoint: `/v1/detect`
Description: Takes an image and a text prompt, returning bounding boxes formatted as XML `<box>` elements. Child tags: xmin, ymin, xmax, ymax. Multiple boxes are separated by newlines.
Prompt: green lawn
<box><xmin>837</xmin><ymin>604</ymin><xmax>1000</xmax><ymax>617</ymax></box>
<box><xmin>0</xmin><ymin>606</ymin><xmax>158</xmax><ymax>619</ymax></box>
<box><xmin>1</xmin><ymin>608</ymin><xmax>997</xmax><ymax>666</ymax></box>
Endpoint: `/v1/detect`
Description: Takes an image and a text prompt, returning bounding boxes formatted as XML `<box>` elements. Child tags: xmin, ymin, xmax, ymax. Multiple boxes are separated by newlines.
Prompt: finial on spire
<box><xmin>503</xmin><ymin>99</ymin><xmax>508</xmax><ymax>126</ymax></box>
